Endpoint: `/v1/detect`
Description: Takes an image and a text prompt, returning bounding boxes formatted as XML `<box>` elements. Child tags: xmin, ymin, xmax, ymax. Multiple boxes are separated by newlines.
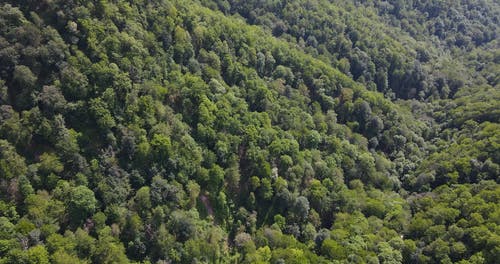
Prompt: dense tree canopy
<box><xmin>0</xmin><ymin>0</ymin><xmax>498</xmax><ymax>263</ymax></box>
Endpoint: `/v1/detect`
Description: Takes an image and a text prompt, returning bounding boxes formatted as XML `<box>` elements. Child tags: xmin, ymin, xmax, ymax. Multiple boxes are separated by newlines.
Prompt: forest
<box><xmin>0</xmin><ymin>0</ymin><xmax>498</xmax><ymax>263</ymax></box>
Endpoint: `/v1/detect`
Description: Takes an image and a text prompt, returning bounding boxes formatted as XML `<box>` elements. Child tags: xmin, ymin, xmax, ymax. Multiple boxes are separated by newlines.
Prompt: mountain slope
<box><xmin>0</xmin><ymin>0</ymin><xmax>498</xmax><ymax>263</ymax></box>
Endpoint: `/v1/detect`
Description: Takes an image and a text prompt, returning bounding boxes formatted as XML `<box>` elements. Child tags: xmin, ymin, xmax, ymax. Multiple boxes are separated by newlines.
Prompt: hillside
<box><xmin>0</xmin><ymin>0</ymin><xmax>498</xmax><ymax>263</ymax></box>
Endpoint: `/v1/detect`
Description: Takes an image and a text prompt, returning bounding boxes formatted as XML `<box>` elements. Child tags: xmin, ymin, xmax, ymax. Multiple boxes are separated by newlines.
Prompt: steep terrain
<box><xmin>0</xmin><ymin>0</ymin><xmax>498</xmax><ymax>263</ymax></box>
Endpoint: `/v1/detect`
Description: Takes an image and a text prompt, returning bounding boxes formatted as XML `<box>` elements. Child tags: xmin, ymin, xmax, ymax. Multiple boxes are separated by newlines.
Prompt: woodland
<box><xmin>0</xmin><ymin>0</ymin><xmax>499</xmax><ymax>263</ymax></box>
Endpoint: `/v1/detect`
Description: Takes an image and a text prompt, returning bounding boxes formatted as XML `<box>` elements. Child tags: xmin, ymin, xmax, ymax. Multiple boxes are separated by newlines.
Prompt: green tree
<box><xmin>69</xmin><ymin>186</ymin><xmax>97</xmax><ymax>225</ymax></box>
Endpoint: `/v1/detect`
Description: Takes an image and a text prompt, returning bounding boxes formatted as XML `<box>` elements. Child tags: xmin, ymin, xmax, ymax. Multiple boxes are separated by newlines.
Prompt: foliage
<box><xmin>0</xmin><ymin>0</ymin><xmax>498</xmax><ymax>263</ymax></box>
